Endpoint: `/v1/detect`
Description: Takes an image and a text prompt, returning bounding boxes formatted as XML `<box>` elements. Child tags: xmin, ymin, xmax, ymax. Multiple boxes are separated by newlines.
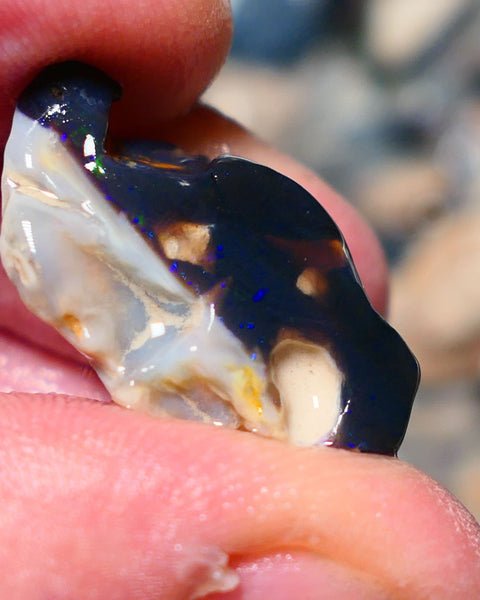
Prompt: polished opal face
<box><xmin>0</xmin><ymin>62</ymin><xmax>420</xmax><ymax>454</ymax></box>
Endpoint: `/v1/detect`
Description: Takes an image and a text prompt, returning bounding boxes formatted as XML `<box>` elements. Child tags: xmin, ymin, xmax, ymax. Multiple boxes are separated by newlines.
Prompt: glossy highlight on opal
<box><xmin>0</xmin><ymin>62</ymin><xmax>420</xmax><ymax>454</ymax></box>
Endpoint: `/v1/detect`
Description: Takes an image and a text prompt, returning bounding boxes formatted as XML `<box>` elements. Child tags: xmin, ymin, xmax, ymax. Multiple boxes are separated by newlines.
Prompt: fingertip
<box><xmin>1</xmin><ymin>395</ymin><xmax>479</xmax><ymax>598</ymax></box>
<box><xmin>0</xmin><ymin>0</ymin><xmax>232</xmax><ymax>145</ymax></box>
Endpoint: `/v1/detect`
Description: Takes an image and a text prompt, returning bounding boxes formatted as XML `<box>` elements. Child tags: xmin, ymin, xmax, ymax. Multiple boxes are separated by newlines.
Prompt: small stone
<box><xmin>366</xmin><ymin>0</ymin><xmax>475</xmax><ymax>74</ymax></box>
<box><xmin>391</xmin><ymin>211</ymin><xmax>480</xmax><ymax>382</ymax></box>
<box><xmin>356</xmin><ymin>158</ymin><xmax>450</xmax><ymax>237</ymax></box>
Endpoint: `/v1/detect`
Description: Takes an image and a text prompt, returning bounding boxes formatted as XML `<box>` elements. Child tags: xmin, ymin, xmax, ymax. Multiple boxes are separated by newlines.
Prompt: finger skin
<box><xmin>0</xmin><ymin>329</ymin><xmax>108</xmax><ymax>399</ymax></box>
<box><xmin>0</xmin><ymin>0</ymin><xmax>232</xmax><ymax>145</ymax></box>
<box><xmin>0</xmin><ymin>394</ymin><xmax>479</xmax><ymax>599</ymax></box>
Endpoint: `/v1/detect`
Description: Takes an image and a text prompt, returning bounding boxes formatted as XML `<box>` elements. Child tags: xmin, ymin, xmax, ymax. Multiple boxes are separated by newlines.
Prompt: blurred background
<box><xmin>204</xmin><ymin>0</ymin><xmax>480</xmax><ymax>520</ymax></box>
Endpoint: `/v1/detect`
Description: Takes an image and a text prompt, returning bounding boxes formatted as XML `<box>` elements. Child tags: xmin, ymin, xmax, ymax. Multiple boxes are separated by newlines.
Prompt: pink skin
<box><xmin>0</xmin><ymin>1</ymin><xmax>479</xmax><ymax>598</ymax></box>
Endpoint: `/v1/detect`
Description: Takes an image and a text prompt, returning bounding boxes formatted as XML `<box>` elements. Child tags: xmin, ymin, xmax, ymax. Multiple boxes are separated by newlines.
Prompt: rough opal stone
<box><xmin>0</xmin><ymin>62</ymin><xmax>420</xmax><ymax>454</ymax></box>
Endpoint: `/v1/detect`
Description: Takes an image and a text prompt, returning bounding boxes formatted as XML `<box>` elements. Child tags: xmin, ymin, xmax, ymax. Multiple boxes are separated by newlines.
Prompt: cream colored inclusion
<box><xmin>159</xmin><ymin>222</ymin><xmax>212</xmax><ymax>265</ymax></box>
<box><xmin>271</xmin><ymin>339</ymin><xmax>342</xmax><ymax>445</ymax></box>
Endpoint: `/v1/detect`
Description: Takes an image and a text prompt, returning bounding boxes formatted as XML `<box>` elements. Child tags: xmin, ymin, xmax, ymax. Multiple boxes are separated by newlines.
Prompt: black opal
<box><xmin>17</xmin><ymin>62</ymin><xmax>420</xmax><ymax>455</ymax></box>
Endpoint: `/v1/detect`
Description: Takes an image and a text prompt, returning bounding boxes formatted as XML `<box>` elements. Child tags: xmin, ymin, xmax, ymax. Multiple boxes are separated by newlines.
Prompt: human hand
<box><xmin>0</xmin><ymin>1</ymin><xmax>479</xmax><ymax>598</ymax></box>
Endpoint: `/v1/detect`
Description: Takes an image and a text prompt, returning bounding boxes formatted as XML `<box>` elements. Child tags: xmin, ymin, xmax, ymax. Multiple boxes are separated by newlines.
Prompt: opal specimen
<box><xmin>0</xmin><ymin>62</ymin><xmax>419</xmax><ymax>454</ymax></box>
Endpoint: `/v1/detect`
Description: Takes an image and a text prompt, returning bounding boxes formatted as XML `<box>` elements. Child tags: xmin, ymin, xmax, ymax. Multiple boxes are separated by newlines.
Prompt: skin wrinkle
<box><xmin>208</xmin><ymin>553</ymin><xmax>391</xmax><ymax>600</ymax></box>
